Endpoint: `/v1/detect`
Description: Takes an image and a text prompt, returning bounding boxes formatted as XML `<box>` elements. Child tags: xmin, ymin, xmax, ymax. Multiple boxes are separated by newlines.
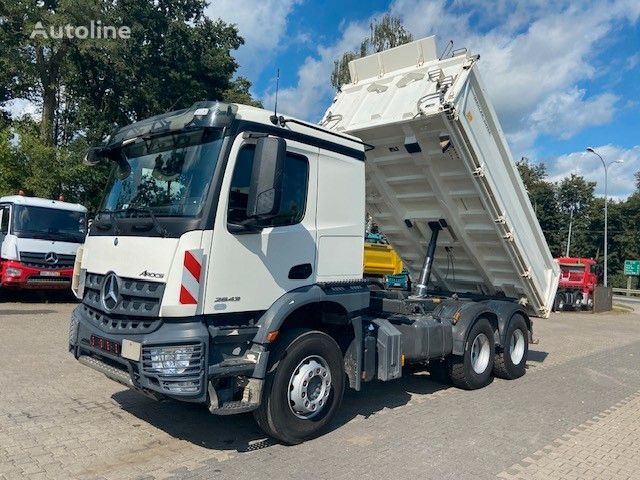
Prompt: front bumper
<box><xmin>69</xmin><ymin>305</ymin><xmax>268</xmax><ymax>403</ymax></box>
<box><xmin>1</xmin><ymin>260</ymin><xmax>73</xmax><ymax>289</ymax></box>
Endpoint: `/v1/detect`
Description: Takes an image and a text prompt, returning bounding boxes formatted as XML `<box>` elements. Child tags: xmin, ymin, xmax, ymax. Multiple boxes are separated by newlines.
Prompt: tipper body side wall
<box><xmin>323</xmin><ymin>37</ymin><xmax>559</xmax><ymax>317</ymax></box>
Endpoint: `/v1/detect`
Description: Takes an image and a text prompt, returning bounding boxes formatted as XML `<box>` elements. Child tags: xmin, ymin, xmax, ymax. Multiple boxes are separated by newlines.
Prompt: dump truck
<box><xmin>363</xmin><ymin>232</ymin><xmax>402</xmax><ymax>275</ymax></box>
<box><xmin>363</xmin><ymin>232</ymin><xmax>410</xmax><ymax>290</ymax></box>
<box><xmin>554</xmin><ymin>257</ymin><xmax>599</xmax><ymax>310</ymax></box>
<box><xmin>69</xmin><ymin>36</ymin><xmax>559</xmax><ymax>444</ymax></box>
<box><xmin>0</xmin><ymin>195</ymin><xmax>87</xmax><ymax>290</ymax></box>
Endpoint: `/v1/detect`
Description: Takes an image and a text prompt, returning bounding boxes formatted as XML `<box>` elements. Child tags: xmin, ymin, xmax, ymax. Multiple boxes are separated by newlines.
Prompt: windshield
<box><xmin>101</xmin><ymin>127</ymin><xmax>224</xmax><ymax>217</ymax></box>
<box><xmin>12</xmin><ymin>205</ymin><xmax>87</xmax><ymax>243</ymax></box>
<box><xmin>560</xmin><ymin>265</ymin><xmax>585</xmax><ymax>273</ymax></box>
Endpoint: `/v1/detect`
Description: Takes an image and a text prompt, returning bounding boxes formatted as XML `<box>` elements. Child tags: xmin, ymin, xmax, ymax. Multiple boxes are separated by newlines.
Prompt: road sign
<box><xmin>624</xmin><ymin>260</ymin><xmax>640</xmax><ymax>276</ymax></box>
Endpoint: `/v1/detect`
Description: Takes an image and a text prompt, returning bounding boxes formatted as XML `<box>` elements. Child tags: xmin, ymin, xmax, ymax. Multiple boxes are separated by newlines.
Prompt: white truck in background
<box><xmin>0</xmin><ymin>195</ymin><xmax>87</xmax><ymax>290</ymax></box>
<box><xmin>69</xmin><ymin>36</ymin><xmax>559</xmax><ymax>444</ymax></box>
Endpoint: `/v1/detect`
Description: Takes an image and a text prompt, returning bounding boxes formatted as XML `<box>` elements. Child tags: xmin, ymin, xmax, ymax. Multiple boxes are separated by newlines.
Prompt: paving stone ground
<box><xmin>1</xmin><ymin>298</ymin><xmax>640</xmax><ymax>479</ymax></box>
<box><xmin>497</xmin><ymin>390</ymin><xmax>640</xmax><ymax>480</ymax></box>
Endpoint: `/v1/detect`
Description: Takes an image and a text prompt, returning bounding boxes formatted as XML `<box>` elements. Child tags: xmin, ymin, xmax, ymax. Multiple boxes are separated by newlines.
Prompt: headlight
<box><xmin>6</xmin><ymin>267</ymin><xmax>22</xmax><ymax>277</ymax></box>
<box><xmin>149</xmin><ymin>346</ymin><xmax>196</xmax><ymax>375</ymax></box>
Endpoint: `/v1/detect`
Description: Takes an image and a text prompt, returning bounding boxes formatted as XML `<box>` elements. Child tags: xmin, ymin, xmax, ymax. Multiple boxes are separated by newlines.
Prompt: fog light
<box><xmin>163</xmin><ymin>381</ymin><xmax>199</xmax><ymax>393</ymax></box>
<box><xmin>149</xmin><ymin>345</ymin><xmax>195</xmax><ymax>375</ymax></box>
<box><xmin>5</xmin><ymin>267</ymin><xmax>22</xmax><ymax>277</ymax></box>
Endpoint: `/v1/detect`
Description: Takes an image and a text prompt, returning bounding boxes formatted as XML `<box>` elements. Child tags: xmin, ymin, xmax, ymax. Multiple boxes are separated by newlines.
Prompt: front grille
<box><xmin>20</xmin><ymin>251</ymin><xmax>75</xmax><ymax>269</ymax></box>
<box><xmin>81</xmin><ymin>304</ymin><xmax>162</xmax><ymax>334</ymax></box>
<box><xmin>83</xmin><ymin>273</ymin><xmax>164</xmax><ymax>318</ymax></box>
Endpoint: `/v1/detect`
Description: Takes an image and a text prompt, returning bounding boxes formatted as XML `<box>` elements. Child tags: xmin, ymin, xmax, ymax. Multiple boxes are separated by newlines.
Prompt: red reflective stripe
<box><xmin>179</xmin><ymin>285</ymin><xmax>197</xmax><ymax>304</ymax></box>
<box><xmin>183</xmin><ymin>250</ymin><xmax>201</xmax><ymax>281</ymax></box>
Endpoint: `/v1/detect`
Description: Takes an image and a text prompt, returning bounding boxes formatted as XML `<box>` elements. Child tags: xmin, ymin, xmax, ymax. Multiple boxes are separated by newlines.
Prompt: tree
<box><xmin>330</xmin><ymin>14</ymin><xmax>413</xmax><ymax>89</ymax></box>
<box><xmin>0</xmin><ymin>0</ymin><xmax>260</xmax><ymax>145</ymax></box>
<box><xmin>610</xmin><ymin>178</ymin><xmax>640</xmax><ymax>286</ymax></box>
<box><xmin>556</xmin><ymin>174</ymin><xmax>596</xmax><ymax>258</ymax></box>
<box><xmin>66</xmin><ymin>1</ymin><xmax>255</xmax><ymax>143</ymax></box>
<box><xmin>0</xmin><ymin>0</ymin><xmax>84</xmax><ymax>144</ymax></box>
<box><xmin>223</xmin><ymin>77</ymin><xmax>263</xmax><ymax>108</ymax></box>
<box><xmin>557</xmin><ymin>174</ymin><xmax>595</xmax><ymax>216</ymax></box>
<box><xmin>0</xmin><ymin>1</ymin><xmax>260</xmax><ymax>213</ymax></box>
<box><xmin>0</xmin><ymin>119</ymin><xmax>111</xmax><ymax>211</ymax></box>
<box><xmin>516</xmin><ymin>159</ymin><xmax>563</xmax><ymax>256</ymax></box>
<box><xmin>0</xmin><ymin>126</ymin><xmax>24</xmax><ymax>195</ymax></box>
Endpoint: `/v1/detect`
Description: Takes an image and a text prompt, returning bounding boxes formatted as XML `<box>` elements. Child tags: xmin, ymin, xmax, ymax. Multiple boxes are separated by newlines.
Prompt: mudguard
<box><xmin>252</xmin><ymin>283</ymin><xmax>369</xmax><ymax>344</ymax></box>
<box><xmin>250</xmin><ymin>283</ymin><xmax>369</xmax><ymax>385</ymax></box>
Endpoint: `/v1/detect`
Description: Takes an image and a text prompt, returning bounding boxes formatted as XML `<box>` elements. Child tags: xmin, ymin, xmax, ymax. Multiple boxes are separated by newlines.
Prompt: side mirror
<box><xmin>84</xmin><ymin>146</ymin><xmax>131</xmax><ymax>179</ymax></box>
<box><xmin>84</xmin><ymin>147</ymin><xmax>103</xmax><ymax>166</ymax></box>
<box><xmin>246</xmin><ymin>136</ymin><xmax>286</xmax><ymax>218</ymax></box>
<box><xmin>593</xmin><ymin>264</ymin><xmax>603</xmax><ymax>279</ymax></box>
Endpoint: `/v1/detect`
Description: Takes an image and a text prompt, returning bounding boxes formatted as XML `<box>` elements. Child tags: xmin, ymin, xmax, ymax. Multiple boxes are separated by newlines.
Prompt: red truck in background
<box><xmin>0</xmin><ymin>195</ymin><xmax>87</xmax><ymax>290</ymax></box>
<box><xmin>553</xmin><ymin>257</ymin><xmax>601</xmax><ymax>311</ymax></box>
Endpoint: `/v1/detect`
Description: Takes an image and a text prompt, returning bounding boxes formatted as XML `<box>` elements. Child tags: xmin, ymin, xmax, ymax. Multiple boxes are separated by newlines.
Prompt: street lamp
<box><xmin>585</xmin><ymin>147</ymin><xmax>624</xmax><ymax>287</ymax></box>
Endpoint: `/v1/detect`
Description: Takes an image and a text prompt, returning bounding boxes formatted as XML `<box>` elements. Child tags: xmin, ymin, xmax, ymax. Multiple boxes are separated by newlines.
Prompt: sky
<box><xmin>209</xmin><ymin>0</ymin><xmax>640</xmax><ymax>199</ymax></box>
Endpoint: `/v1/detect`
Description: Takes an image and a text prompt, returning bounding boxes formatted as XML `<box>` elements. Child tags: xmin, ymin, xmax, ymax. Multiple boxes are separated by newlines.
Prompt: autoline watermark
<box><xmin>30</xmin><ymin>21</ymin><xmax>131</xmax><ymax>40</ymax></box>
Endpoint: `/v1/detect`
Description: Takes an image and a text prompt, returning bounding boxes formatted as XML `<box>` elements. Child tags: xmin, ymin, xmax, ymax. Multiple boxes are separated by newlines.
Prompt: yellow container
<box><xmin>363</xmin><ymin>242</ymin><xmax>403</xmax><ymax>276</ymax></box>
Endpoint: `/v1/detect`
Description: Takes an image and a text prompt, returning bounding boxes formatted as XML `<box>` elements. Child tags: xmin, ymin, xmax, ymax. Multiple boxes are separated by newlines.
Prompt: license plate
<box><xmin>121</xmin><ymin>339</ymin><xmax>141</xmax><ymax>361</ymax></box>
<box><xmin>90</xmin><ymin>335</ymin><xmax>120</xmax><ymax>355</ymax></box>
<box><xmin>40</xmin><ymin>271</ymin><xmax>61</xmax><ymax>277</ymax></box>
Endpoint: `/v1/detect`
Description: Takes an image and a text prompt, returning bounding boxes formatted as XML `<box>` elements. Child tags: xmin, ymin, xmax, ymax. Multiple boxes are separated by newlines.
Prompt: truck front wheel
<box><xmin>493</xmin><ymin>314</ymin><xmax>528</xmax><ymax>380</ymax></box>
<box><xmin>253</xmin><ymin>329</ymin><xmax>345</xmax><ymax>444</ymax></box>
<box><xmin>448</xmin><ymin>318</ymin><xmax>495</xmax><ymax>390</ymax></box>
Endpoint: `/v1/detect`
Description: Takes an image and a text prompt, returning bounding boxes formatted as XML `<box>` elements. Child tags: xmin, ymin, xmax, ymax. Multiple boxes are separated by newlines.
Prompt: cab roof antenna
<box><xmin>270</xmin><ymin>68</ymin><xmax>281</xmax><ymax>125</ymax></box>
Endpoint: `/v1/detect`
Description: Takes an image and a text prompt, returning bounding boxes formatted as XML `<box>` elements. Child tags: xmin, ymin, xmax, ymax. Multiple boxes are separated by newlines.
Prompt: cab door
<box><xmin>203</xmin><ymin>133</ymin><xmax>318</xmax><ymax>315</ymax></box>
<box><xmin>0</xmin><ymin>204</ymin><xmax>11</xmax><ymax>257</ymax></box>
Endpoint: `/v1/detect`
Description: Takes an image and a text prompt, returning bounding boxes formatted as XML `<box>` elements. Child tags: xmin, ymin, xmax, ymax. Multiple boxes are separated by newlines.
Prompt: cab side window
<box><xmin>228</xmin><ymin>144</ymin><xmax>309</xmax><ymax>228</ymax></box>
<box><xmin>0</xmin><ymin>205</ymin><xmax>9</xmax><ymax>235</ymax></box>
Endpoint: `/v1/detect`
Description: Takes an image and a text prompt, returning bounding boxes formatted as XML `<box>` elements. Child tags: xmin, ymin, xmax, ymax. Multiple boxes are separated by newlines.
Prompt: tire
<box><xmin>493</xmin><ymin>314</ymin><xmax>529</xmax><ymax>380</ymax></box>
<box><xmin>448</xmin><ymin>318</ymin><xmax>495</xmax><ymax>390</ymax></box>
<box><xmin>253</xmin><ymin>329</ymin><xmax>345</xmax><ymax>444</ymax></box>
<box><xmin>556</xmin><ymin>294</ymin><xmax>565</xmax><ymax>311</ymax></box>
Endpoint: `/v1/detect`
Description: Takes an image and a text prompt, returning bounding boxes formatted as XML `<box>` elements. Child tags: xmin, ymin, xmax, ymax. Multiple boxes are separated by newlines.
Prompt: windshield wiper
<box><xmin>94</xmin><ymin>210</ymin><xmax>122</xmax><ymax>234</ymax></box>
<box><xmin>123</xmin><ymin>207</ymin><xmax>168</xmax><ymax>237</ymax></box>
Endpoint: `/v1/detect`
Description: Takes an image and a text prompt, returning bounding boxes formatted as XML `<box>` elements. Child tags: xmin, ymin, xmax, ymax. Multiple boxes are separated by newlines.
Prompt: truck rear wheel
<box><xmin>253</xmin><ymin>329</ymin><xmax>345</xmax><ymax>444</ymax></box>
<box><xmin>554</xmin><ymin>294</ymin><xmax>565</xmax><ymax>311</ymax></box>
<box><xmin>448</xmin><ymin>318</ymin><xmax>495</xmax><ymax>390</ymax></box>
<box><xmin>493</xmin><ymin>314</ymin><xmax>528</xmax><ymax>380</ymax></box>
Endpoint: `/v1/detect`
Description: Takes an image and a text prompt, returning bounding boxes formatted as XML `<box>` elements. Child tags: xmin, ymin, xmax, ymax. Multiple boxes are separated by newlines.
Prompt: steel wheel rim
<box><xmin>287</xmin><ymin>355</ymin><xmax>332</xmax><ymax>419</ymax></box>
<box><xmin>470</xmin><ymin>333</ymin><xmax>490</xmax><ymax>374</ymax></box>
<box><xmin>510</xmin><ymin>329</ymin><xmax>525</xmax><ymax>365</ymax></box>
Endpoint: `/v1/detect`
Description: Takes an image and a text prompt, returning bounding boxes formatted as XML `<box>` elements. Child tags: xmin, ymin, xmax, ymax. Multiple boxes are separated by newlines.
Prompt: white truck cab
<box><xmin>0</xmin><ymin>195</ymin><xmax>87</xmax><ymax>290</ymax></box>
<box><xmin>70</xmin><ymin>37</ymin><xmax>559</xmax><ymax>444</ymax></box>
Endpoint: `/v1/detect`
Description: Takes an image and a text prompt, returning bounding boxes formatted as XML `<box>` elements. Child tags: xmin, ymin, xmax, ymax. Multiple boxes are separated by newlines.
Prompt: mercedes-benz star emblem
<box><xmin>44</xmin><ymin>252</ymin><xmax>58</xmax><ymax>264</ymax></box>
<box><xmin>101</xmin><ymin>273</ymin><xmax>121</xmax><ymax>312</ymax></box>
